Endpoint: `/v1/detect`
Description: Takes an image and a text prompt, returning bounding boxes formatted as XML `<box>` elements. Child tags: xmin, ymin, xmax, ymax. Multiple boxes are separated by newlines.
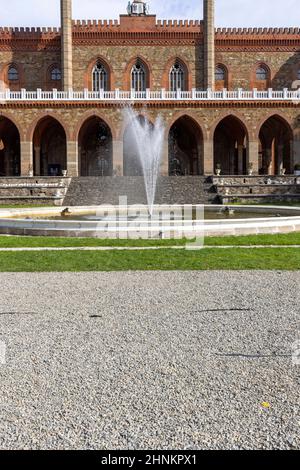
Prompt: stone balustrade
<box><xmin>0</xmin><ymin>88</ymin><xmax>300</xmax><ymax>102</ymax></box>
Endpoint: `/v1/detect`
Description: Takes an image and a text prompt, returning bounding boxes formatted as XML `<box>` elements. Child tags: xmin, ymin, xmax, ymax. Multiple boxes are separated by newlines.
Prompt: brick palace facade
<box><xmin>0</xmin><ymin>0</ymin><xmax>299</xmax><ymax>178</ymax></box>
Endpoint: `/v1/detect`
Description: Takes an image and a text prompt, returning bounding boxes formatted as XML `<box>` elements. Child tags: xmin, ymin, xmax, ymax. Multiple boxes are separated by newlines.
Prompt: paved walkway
<box><xmin>0</xmin><ymin>245</ymin><xmax>299</xmax><ymax>252</ymax></box>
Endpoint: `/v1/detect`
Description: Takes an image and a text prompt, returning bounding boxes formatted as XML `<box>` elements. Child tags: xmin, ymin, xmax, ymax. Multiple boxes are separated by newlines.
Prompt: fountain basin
<box><xmin>0</xmin><ymin>205</ymin><xmax>300</xmax><ymax>238</ymax></box>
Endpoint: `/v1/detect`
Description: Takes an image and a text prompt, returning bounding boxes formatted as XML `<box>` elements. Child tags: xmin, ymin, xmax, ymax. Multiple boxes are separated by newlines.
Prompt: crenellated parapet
<box><xmin>0</xmin><ymin>19</ymin><xmax>300</xmax><ymax>51</ymax></box>
<box><xmin>216</xmin><ymin>27</ymin><xmax>300</xmax><ymax>35</ymax></box>
<box><xmin>71</xmin><ymin>18</ymin><xmax>202</xmax><ymax>30</ymax></box>
<box><xmin>215</xmin><ymin>27</ymin><xmax>300</xmax><ymax>51</ymax></box>
<box><xmin>0</xmin><ymin>26</ymin><xmax>61</xmax><ymax>34</ymax></box>
<box><xmin>0</xmin><ymin>27</ymin><xmax>60</xmax><ymax>51</ymax></box>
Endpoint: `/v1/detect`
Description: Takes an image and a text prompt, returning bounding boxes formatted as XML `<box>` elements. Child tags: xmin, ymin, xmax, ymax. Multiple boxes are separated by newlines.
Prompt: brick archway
<box><xmin>168</xmin><ymin>115</ymin><xmax>204</xmax><ymax>176</ymax></box>
<box><xmin>0</xmin><ymin>115</ymin><xmax>21</xmax><ymax>176</ymax></box>
<box><xmin>78</xmin><ymin>115</ymin><xmax>113</xmax><ymax>176</ymax></box>
<box><xmin>213</xmin><ymin>115</ymin><xmax>249</xmax><ymax>175</ymax></box>
<box><xmin>26</xmin><ymin>112</ymin><xmax>70</xmax><ymax>142</ymax></box>
<box><xmin>32</xmin><ymin>116</ymin><xmax>67</xmax><ymax>176</ymax></box>
<box><xmin>123</xmin><ymin>114</ymin><xmax>155</xmax><ymax>176</ymax></box>
<box><xmin>258</xmin><ymin>114</ymin><xmax>293</xmax><ymax>175</ymax></box>
<box><xmin>74</xmin><ymin>111</ymin><xmax>117</xmax><ymax>142</ymax></box>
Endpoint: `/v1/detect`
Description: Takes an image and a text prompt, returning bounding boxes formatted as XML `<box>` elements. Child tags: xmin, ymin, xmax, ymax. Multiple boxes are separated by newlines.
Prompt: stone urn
<box><xmin>62</xmin><ymin>170</ymin><xmax>68</xmax><ymax>177</ymax></box>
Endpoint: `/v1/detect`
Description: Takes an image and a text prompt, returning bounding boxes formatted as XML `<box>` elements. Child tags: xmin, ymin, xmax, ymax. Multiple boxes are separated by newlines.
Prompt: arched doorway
<box><xmin>213</xmin><ymin>115</ymin><xmax>248</xmax><ymax>175</ymax></box>
<box><xmin>33</xmin><ymin>117</ymin><xmax>67</xmax><ymax>176</ymax></box>
<box><xmin>259</xmin><ymin>116</ymin><xmax>293</xmax><ymax>175</ymax></box>
<box><xmin>78</xmin><ymin>116</ymin><xmax>113</xmax><ymax>176</ymax></box>
<box><xmin>0</xmin><ymin>117</ymin><xmax>20</xmax><ymax>176</ymax></box>
<box><xmin>123</xmin><ymin>115</ymin><xmax>152</xmax><ymax>176</ymax></box>
<box><xmin>168</xmin><ymin>116</ymin><xmax>203</xmax><ymax>175</ymax></box>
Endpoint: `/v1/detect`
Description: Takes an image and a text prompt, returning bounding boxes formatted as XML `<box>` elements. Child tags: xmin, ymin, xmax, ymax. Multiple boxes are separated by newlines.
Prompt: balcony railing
<box><xmin>0</xmin><ymin>88</ymin><xmax>300</xmax><ymax>102</ymax></box>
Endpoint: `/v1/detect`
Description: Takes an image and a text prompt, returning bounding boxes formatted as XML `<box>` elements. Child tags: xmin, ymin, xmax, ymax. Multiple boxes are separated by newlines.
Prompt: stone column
<box><xmin>238</xmin><ymin>145</ymin><xmax>244</xmax><ymax>175</ymax></box>
<box><xmin>61</xmin><ymin>0</ymin><xmax>73</xmax><ymax>91</ymax></box>
<box><xmin>265</xmin><ymin>148</ymin><xmax>272</xmax><ymax>175</ymax></box>
<box><xmin>4</xmin><ymin>150</ymin><xmax>10</xmax><ymax>175</ymax></box>
<box><xmin>160</xmin><ymin>138</ymin><xmax>169</xmax><ymax>176</ymax></box>
<box><xmin>66</xmin><ymin>140</ymin><xmax>78</xmax><ymax>176</ymax></box>
<box><xmin>203</xmin><ymin>0</ymin><xmax>215</xmax><ymax>90</ymax></box>
<box><xmin>203</xmin><ymin>139</ymin><xmax>214</xmax><ymax>175</ymax></box>
<box><xmin>20</xmin><ymin>141</ymin><xmax>33</xmax><ymax>176</ymax></box>
<box><xmin>34</xmin><ymin>146</ymin><xmax>40</xmax><ymax>176</ymax></box>
<box><xmin>113</xmin><ymin>140</ymin><xmax>124</xmax><ymax>176</ymax></box>
<box><xmin>247</xmin><ymin>140</ymin><xmax>259</xmax><ymax>174</ymax></box>
<box><xmin>289</xmin><ymin>139</ymin><xmax>294</xmax><ymax>173</ymax></box>
<box><xmin>293</xmin><ymin>137</ymin><xmax>300</xmax><ymax>168</ymax></box>
<box><xmin>278</xmin><ymin>144</ymin><xmax>284</xmax><ymax>173</ymax></box>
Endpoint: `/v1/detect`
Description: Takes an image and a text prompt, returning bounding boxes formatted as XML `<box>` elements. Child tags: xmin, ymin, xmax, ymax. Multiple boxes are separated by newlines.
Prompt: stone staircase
<box><xmin>0</xmin><ymin>177</ymin><xmax>71</xmax><ymax>205</ymax></box>
<box><xmin>63</xmin><ymin>176</ymin><xmax>217</xmax><ymax>206</ymax></box>
<box><xmin>3</xmin><ymin>175</ymin><xmax>299</xmax><ymax>207</ymax></box>
<box><xmin>213</xmin><ymin>176</ymin><xmax>300</xmax><ymax>204</ymax></box>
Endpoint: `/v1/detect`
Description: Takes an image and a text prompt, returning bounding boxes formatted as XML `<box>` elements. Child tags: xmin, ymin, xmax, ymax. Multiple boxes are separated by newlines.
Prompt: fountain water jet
<box><xmin>124</xmin><ymin>107</ymin><xmax>165</xmax><ymax>216</ymax></box>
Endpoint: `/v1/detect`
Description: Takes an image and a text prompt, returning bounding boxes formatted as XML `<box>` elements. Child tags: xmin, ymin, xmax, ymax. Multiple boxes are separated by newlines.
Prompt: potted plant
<box><xmin>215</xmin><ymin>163</ymin><xmax>221</xmax><ymax>176</ymax></box>
<box><xmin>294</xmin><ymin>164</ymin><xmax>300</xmax><ymax>176</ymax></box>
<box><xmin>248</xmin><ymin>162</ymin><xmax>254</xmax><ymax>176</ymax></box>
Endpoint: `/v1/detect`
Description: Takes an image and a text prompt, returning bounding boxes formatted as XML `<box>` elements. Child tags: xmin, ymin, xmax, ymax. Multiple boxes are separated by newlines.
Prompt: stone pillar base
<box><xmin>66</xmin><ymin>141</ymin><xmax>78</xmax><ymax>176</ymax></box>
<box><xmin>160</xmin><ymin>138</ymin><xmax>169</xmax><ymax>176</ymax></box>
<box><xmin>113</xmin><ymin>140</ymin><xmax>123</xmax><ymax>176</ymax></box>
<box><xmin>294</xmin><ymin>139</ymin><xmax>300</xmax><ymax>167</ymax></box>
<box><xmin>247</xmin><ymin>140</ymin><xmax>259</xmax><ymax>174</ymax></box>
<box><xmin>203</xmin><ymin>140</ymin><xmax>214</xmax><ymax>175</ymax></box>
<box><xmin>20</xmin><ymin>141</ymin><xmax>33</xmax><ymax>176</ymax></box>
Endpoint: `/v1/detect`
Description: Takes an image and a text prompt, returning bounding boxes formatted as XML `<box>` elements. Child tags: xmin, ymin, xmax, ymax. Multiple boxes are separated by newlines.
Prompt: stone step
<box><xmin>63</xmin><ymin>176</ymin><xmax>217</xmax><ymax>206</ymax></box>
<box><xmin>0</xmin><ymin>177</ymin><xmax>71</xmax><ymax>206</ymax></box>
<box><xmin>217</xmin><ymin>186</ymin><xmax>300</xmax><ymax>195</ymax></box>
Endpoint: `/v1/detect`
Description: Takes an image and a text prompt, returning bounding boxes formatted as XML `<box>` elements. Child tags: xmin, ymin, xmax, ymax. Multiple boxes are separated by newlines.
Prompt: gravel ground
<box><xmin>0</xmin><ymin>271</ymin><xmax>299</xmax><ymax>450</ymax></box>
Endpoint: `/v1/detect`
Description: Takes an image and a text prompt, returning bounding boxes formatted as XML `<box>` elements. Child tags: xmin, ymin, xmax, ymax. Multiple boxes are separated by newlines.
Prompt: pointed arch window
<box><xmin>215</xmin><ymin>65</ymin><xmax>228</xmax><ymax>90</ymax></box>
<box><xmin>8</xmin><ymin>66</ymin><xmax>19</xmax><ymax>81</ymax></box>
<box><xmin>131</xmin><ymin>60</ymin><xmax>146</xmax><ymax>92</ymax></box>
<box><xmin>92</xmin><ymin>61</ymin><xmax>108</xmax><ymax>92</ymax></box>
<box><xmin>256</xmin><ymin>65</ymin><xmax>268</xmax><ymax>81</ymax></box>
<box><xmin>169</xmin><ymin>61</ymin><xmax>186</xmax><ymax>91</ymax></box>
<box><xmin>215</xmin><ymin>66</ymin><xmax>226</xmax><ymax>82</ymax></box>
<box><xmin>50</xmin><ymin>67</ymin><xmax>61</xmax><ymax>81</ymax></box>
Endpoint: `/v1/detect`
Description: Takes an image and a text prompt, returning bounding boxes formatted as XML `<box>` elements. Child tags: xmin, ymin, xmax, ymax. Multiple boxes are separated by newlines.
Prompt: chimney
<box><xmin>203</xmin><ymin>0</ymin><xmax>215</xmax><ymax>90</ymax></box>
<box><xmin>61</xmin><ymin>0</ymin><xmax>73</xmax><ymax>91</ymax></box>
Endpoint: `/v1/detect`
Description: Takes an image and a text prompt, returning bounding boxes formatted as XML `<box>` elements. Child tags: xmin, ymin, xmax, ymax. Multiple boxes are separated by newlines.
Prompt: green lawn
<box><xmin>0</xmin><ymin>229</ymin><xmax>300</xmax><ymax>271</ymax></box>
<box><xmin>0</xmin><ymin>247</ymin><xmax>299</xmax><ymax>271</ymax></box>
<box><xmin>0</xmin><ymin>232</ymin><xmax>300</xmax><ymax>248</ymax></box>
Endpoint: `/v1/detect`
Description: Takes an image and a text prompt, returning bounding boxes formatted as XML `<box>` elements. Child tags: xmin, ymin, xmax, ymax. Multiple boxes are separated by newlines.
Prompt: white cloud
<box><xmin>0</xmin><ymin>0</ymin><xmax>299</xmax><ymax>27</ymax></box>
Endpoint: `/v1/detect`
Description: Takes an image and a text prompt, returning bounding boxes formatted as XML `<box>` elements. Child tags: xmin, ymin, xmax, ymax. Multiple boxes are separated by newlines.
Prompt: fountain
<box><xmin>124</xmin><ymin>107</ymin><xmax>165</xmax><ymax>216</ymax></box>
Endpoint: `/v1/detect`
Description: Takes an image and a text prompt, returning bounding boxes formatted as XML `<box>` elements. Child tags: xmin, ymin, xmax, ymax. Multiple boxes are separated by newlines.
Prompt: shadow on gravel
<box><xmin>90</xmin><ymin>315</ymin><xmax>102</xmax><ymax>318</ymax></box>
<box><xmin>215</xmin><ymin>352</ymin><xmax>290</xmax><ymax>358</ymax></box>
<box><xmin>199</xmin><ymin>308</ymin><xmax>253</xmax><ymax>313</ymax></box>
<box><xmin>0</xmin><ymin>312</ymin><xmax>38</xmax><ymax>316</ymax></box>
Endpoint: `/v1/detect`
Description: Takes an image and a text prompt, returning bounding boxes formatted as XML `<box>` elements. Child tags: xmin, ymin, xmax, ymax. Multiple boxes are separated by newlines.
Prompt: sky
<box><xmin>0</xmin><ymin>0</ymin><xmax>299</xmax><ymax>28</ymax></box>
